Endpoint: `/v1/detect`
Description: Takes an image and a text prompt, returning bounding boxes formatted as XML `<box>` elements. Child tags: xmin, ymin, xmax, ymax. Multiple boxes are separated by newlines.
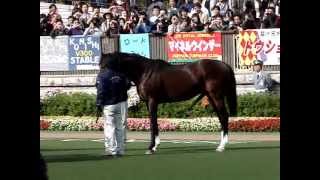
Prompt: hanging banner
<box><xmin>40</xmin><ymin>36</ymin><xmax>69</xmax><ymax>71</ymax></box>
<box><xmin>68</xmin><ymin>35</ymin><xmax>101</xmax><ymax>70</ymax></box>
<box><xmin>238</xmin><ymin>28</ymin><xmax>280</xmax><ymax>66</ymax></box>
<box><xmin>119</xmin><ymin>33</ymin><xmax>150</xmax><ymax>58</ymax></box>
<box><xmin>167</xmin><ymin>32</ymin><xmax>222</xmax><ymax>63</ymax></box>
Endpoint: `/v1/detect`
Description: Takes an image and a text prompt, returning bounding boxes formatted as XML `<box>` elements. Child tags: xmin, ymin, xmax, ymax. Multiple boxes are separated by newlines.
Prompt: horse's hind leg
<box><xmin>207</xmin><ymin>93</ymin><xmax>229</xmax><ymax>152</ymax></box>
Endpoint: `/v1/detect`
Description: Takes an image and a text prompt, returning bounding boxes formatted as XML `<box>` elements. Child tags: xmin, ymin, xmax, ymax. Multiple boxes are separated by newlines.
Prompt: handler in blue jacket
<box><xmin>96</xmin><ymin>68</ymin><xmax>131</xmax><ymax>156</ymax></box>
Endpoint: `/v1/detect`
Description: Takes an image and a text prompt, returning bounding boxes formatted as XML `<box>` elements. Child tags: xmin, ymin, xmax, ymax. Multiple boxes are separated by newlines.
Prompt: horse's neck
<box><xmin>122</xmin><ymin>60</ymin><xmax>148</xmax><ymax>86</ymax></box>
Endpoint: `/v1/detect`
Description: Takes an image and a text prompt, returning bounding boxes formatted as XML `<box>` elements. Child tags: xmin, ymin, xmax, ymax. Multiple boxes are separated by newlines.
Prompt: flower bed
<box><xmin>40</xmin><ymin>116</ymin><xmax>280</xmax><ymax>132</ymax></box>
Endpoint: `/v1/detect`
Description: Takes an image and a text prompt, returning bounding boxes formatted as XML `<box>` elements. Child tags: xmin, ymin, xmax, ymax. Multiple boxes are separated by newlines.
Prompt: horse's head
<box><xmin>99</xmin><ymin>53</ymin><xmax>122</xmax><ymax>72</ymax></box>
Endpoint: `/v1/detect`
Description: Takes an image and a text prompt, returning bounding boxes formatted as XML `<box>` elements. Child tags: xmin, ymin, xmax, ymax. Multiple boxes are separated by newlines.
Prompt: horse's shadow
<box><xmin>42</xmin><ymin>145</ymin><xmax>279</xmax><ymax>163</ymax></box>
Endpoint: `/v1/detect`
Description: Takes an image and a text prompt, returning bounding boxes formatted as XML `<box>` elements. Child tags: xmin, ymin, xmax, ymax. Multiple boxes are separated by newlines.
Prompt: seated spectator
<box><xmin>67</xmin><ymin>18</ymin><xmax>84</xmax><ymax>35</ymax></box>
<box><xmin>190</xmin><ymin>2</ymin><xmax>209</xmax><ymax>24</ymax></box>
<box><xmin>251</xmin><ymin>59</ymin><xmax>273</xmax><ymax>92</ymax></box>
<box><xmin>149</xmin><ymin>6</ymin><xmax>161</xmax><ymax>24</ymax></box>
<box><xmin>209</xmin><ymin>15</ymin><xmax>227</xmax><ymax>31</ymax></box>
<box><xmin>134</xmin><ymin>12</ymin><xmax>152</xmax><ymax>33</ymax></box>
<box><xmin>106</xmin><ymin>19</ymin><xmax>120</xmax><ymax>36</ymax></box>
<box><xmin>167</xmin><ymin>0</ymin><xmax>179</xmax><ymax>17</ymax></box>
<box><xmin>83</xmin><ymin>18</ymin><xmax>103</xmax><ymax>36</ymax></box>
<box><xmin>260</xmin><ymin>6</ymin><xmax>280</xmax><ymax>28</ymax></box>
<box><xmin>79</xmin><ymin>3</ymin><xmax>92</xmax><ymax>29</ymax></box>
<box><xmin>167</xmin><ymin>14</ymin><xmax>181</xmax><ymax>35</ymax></box>
<box><xmin>65</xmin><ymin>16</ymin><xmax>74</xmax><ymax>30</ymax></box>
<box><xmin>215</xmin><ymin>0</ymin><xmax>229</xmax><ymax>17</ymax></box>
<box><xmin>190</xmin><ymin>13</ymin><xmax>204</xmax><ymax>31</ymax></box>
<box><xmin>179</xmin><ymin>17</ymin><xmax>192</xmax><ymax>32</ymax></box>
<box><xmin>50</xmin><ymin>20</ymin><xmax>67</xmax><ymax>38</ymax></box>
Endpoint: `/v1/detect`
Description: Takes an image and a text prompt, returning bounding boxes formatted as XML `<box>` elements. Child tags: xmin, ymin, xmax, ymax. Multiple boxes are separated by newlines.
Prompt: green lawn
<box><xmin>41</xmin><ymin>139</ymin><xmax>280</xmax><ymax>180</ymax></box>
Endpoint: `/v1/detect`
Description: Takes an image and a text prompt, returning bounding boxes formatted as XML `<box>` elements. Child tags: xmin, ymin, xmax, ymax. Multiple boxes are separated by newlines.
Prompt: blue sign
<box><xmin>68</xmin><ymin>35</ymin><xmax>101</xmax><ymax>70</ymax></box>
<box><xmin>120</xmin><ymin>33</ymin><xmax>150</xmax><ymax>58</ymax></box>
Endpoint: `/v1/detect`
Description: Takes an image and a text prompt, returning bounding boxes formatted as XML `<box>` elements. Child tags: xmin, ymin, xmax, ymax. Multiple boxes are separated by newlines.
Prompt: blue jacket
<box><xmin>96</xmin><ymin>69</ymin><xmax>131</xmax><ymax>106</ymax></box>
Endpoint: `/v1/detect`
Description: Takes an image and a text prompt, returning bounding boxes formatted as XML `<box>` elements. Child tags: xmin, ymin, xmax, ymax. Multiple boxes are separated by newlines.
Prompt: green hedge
<box><xmin>40</xmin><ymin>92</ymin><xmax>279</xmax><ymax>117</ymax></box>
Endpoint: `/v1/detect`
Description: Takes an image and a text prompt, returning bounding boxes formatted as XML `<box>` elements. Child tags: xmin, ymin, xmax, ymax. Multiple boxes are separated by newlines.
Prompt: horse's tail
<box><xmin>226</xmin><ymin>65</ymin><xmax>237</xmax><ymax>116</ymax></box>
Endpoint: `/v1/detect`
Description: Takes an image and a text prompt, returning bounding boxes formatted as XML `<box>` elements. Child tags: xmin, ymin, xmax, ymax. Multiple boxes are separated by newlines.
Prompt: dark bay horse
<box><xmin>100</xmin><ymin>52</ymin><xmax>237</xmax><ymax>154</ymax></box>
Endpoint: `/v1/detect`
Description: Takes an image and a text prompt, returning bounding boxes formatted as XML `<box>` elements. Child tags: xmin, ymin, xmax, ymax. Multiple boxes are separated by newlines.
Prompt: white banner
<box><xmin>40</xmin><ymin>36</ymin><xmax>69</xmax><ymax>71</ymax></box>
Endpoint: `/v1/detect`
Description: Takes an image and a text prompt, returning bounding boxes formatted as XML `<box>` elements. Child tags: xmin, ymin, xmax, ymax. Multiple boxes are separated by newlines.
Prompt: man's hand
<box><xmin>96</xmin><ymin>105</ymin><xmax>103</xmax><ymax>123</ymax></box>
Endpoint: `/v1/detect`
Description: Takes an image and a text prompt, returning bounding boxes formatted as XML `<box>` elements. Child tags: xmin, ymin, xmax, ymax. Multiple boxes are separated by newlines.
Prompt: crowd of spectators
<box><xmin>40</xmin><ymin>0</ymin><xmax>280</xmax><ymax>38</ymax></box>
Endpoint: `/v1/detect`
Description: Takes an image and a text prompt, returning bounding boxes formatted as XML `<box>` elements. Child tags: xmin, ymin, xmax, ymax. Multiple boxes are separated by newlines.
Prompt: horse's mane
<box><xmin>116</xmin><ymin>52</ymin><xmax>172</xmax><ymax>71</ymax></box>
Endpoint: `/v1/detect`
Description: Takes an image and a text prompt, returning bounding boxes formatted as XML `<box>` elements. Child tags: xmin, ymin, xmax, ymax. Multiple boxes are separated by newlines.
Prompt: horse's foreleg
<box><xmin>145</xmin><ymin>100</ymin><xmax>160</xmax><ymax>155</ymax></box>
<box><xmin>207</xmin><ymin>94</ymin><xmax>229</xmax><ymax>152</ymax></box>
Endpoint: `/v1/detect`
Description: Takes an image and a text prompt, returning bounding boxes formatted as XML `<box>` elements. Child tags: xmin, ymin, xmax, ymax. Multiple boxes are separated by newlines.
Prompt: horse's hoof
<box><xmin>145</xmin><ymin>150</ymin><xmax>154</xmax><ymax>155</ymax></box>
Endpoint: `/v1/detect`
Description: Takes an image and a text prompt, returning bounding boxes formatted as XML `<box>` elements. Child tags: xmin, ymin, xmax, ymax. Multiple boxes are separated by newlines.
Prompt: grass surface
<box><xmin>41</xmin><ymin>139</ymin><xmax>279</xmax><ymax>180</ymax></box>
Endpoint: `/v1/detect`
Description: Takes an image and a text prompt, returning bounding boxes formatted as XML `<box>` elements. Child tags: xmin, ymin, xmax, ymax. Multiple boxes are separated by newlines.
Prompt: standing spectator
<box><xmin>106</xmin><ymin>19</ymin><xmax>120</xmax><ymax>36</ymax></box>
<box><xmin>190</xmin><ymin>0</ymin><xmax>209</xmax><ymax>17</ymax></box>
<box><xmin>242</xmin><ymin>13</ymin><xmax>256</xmax><ymax>29</ymax></box>
<box><xmin>50</xmin><ymin>14</ymin><xmax>63</xmax><ymax>27</ymax></box>
<box><xmin>177</xmin><ymin>0</ymin><xmax>193</xmax><ymax>12</ymax></box>
<box><xmin>190</xmin><ymin>13</ymin><xmax>204</xmax><ymax>31</ymax></box>
<box><xmin>65</xmin><ymin>16</ymin><xmax>74</xmax><ymax>30</ymax></box>
<box><xmin>72</xmin><ymin>8</ymin><xmax>83</xmax><ymax>20</ymax></box>
<box><xmin>152</xmin><ymin>19</ymin><xmax>169</xmax><ymax>35</ymax></box>
<box><xmin>179</xmin><ymin>6</ymin><xmax>190</xmax><ymax>21</ymax></box>
<box><xmin>167</xmin><ymin>14</ymin><xmax>181</xmax><ymax>35</ymax></box>
<box><xmin>260</xmin><ymin>6</ymin><xmax>280</xmax><ymax>28</ymax></box>
<box><xmin>147</xmin><ymin>0</ymin><xmax>165</xmax><ymax>17</ymax></box>
<box><xmin>275</xmin><ymin>0</ymin><xmax>280</xmax><ymax>16</ymax></box>
<box><xmin>134</xmin><ymin>12</ymin><xmax>152</xmax><ymax>33</ymax></box>
<box><xmin>229</xmin><ymin>14</ymin><xmax>243</xmax><ymax>31</ymax></box>
<box><xmin>242</xmin><ymin>0</ymin><xmax>256</xmax><ymax>21</ymax></box>
<box><xmin>210</xmin><ymin>5</ymin><xmax>220</xmax><ymax>19</ymax></box>
<box><xmin>119</xmin><ymin>18</ymin><xmax>131</xmax><ymax>34</ymax></box>
<box><xmin>122</xmin><ymin>19</ymin><xmax>136</xmax><ymax>34</ymax></box>
<box><xmin>149</xmin><ymin>6</ymin><xmax>161</xmax><ymax>24</ymax></box>
<box><xmin>159</xmin><ymin>9</ymin><xmax>169</xmax><ymax>21</ymax></box>
<box><xmin>88</xmin><ymin>6</ymin><xmax>104</xmax><ymax>26</ymax></box>
<box><xmin>80</xmin><ymin>3</ymin><xmax>92</xmax><ymax>29</ymax></box>
<box><xmin>47</xmin><ymin>4</ymin><xmax>60</xmax><ymax>23</ymax></box>
<box><xmin>215</xmin><ymin>0</ymin><xmax>229</xmax><ymax>17</ymax></box>
<box><xmin>67</xmin><ymin>18</ymin><xmax>84</xmax><ymax>35</ymax></box>
<box><xmin>230</xmin><ymin>0</ymin><xmax>245</xmax><ymax>15</ymax></box>
<box><xmin>202</xmin><ymin>0</ymin><xmax>216</xmax><ymax>17</ymax></box>
<box><xmin>209</xmin><ymin>15</ymin><xmax>227</xmax><ymax>31</ymax></box>
<box><xmin>84</xmin><ymin>18</ymin><xmax>103</xmax><ymax>36</ymax></box>
<box><xmin>101</xmin><ymin>12</ymin><xmax>113</xmax><ymax>33</ymax></box>
<box><xmin>223</xmin><ymin>9</ymin><xmax>233</xmax><ymax>26</ymax></box>
<box><xmin>190</xmin><ymin>2</ymin><xmax>209</xmax><ymax>24</ymax></box>
<box><xmin>179</xmin><ymin>17</ymin><xmax>192</xmax><ymax>32</ymax></box>
<box><xmin>40</xmin><ymin>14</ymin><xmax>53</xmax><ymax>36</ymax></box>
<box><xmin>50</xmin><ymin>20</ymin><xmax>67</xmax><ymax>38</ymax></box>
<box><xmin>120</xmin><ymin>10</ymin><xmax>129</xmax><ymax>21</ymax></box>
<box><xmin>167</xmin><ymin>0</ymin><xmax>179</xmax><ymax>17</ymax></box>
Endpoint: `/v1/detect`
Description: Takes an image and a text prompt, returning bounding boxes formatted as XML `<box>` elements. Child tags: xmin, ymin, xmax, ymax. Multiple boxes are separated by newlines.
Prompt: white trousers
<box><xmin>103</xmin><ymin>101</ymin><xmax>128</xmax><ymax>155</ymax></box>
